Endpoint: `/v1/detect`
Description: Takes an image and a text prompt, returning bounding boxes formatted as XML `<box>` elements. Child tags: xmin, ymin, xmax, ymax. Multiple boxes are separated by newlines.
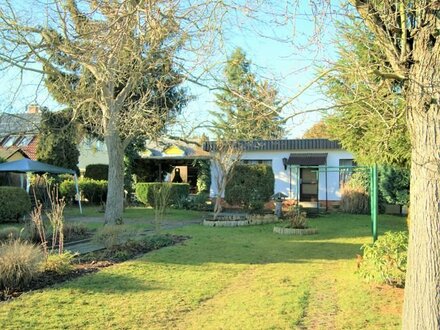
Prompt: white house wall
<box><xmin>77</xmin><ymin>141</ymin><xmax>109</xmax><ymax>173</ymax></box>
<box><xmin>210</xmin><ymin>149</ymin><xmax>354</xmax><ymax>201</ymax></box>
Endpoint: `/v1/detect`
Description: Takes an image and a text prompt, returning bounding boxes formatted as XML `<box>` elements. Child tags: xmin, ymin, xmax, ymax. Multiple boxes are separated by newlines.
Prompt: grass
<box><xmin>0</xmin><ymin>206</ymin><xmax>205</xmax><ymax>233</ymax></box>
<box><xmin>0</xmin><ymin>212</ymin><xmax>406</xmax><ymax>329</ymax></box>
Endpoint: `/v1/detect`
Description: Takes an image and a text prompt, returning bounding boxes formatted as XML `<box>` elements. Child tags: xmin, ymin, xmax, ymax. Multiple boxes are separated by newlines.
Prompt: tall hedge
<box><xmin>225</xmin><ymin>164</ymin><xmax>274</xmax><ymax>209</ymax></box>
<box><xmin>84</xmin><ymin>164</ymin><xmax>109</xmax><ymax>181</ymax></box>
<box><xmin>0</xmin><ymin>187</ymin><xmax>31</xmax><ymax>222</ymax></box>
<box><xmin>60</xmin><ymin>178</ymin><xmax>107</xmax><ymax>204</ymax></box>
<box><xmin>135</xmin><ymin>183</ymin><xmax>189</xmax><ymax>207</ymax></box>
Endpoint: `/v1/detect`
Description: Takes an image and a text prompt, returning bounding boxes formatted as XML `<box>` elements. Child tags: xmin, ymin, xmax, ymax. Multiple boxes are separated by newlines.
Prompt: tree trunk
<box><xmin>402</xmin><ymin>31</ymin><xmax>440</xmax><ymax>328</ymax></box>
<box><xmin>104</xmin><ymin>131</ymin><xmax>125</xmax><ymax>225</ymax></box>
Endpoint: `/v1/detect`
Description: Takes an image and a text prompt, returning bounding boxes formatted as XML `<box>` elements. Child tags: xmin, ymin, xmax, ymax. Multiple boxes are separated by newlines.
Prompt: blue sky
<box><xmin>0</xmin><ymin>1</ymin><xmax>344</xmax><ymax>139</ymax></box>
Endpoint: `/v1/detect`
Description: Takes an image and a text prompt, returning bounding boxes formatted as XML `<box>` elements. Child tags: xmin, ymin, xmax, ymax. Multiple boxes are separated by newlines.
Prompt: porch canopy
<box><xmin>287</xmin><ymin>153</ymin><xmax>328</xmax><ymax>166</ymax></box>
<box><xmin>0</xmin><ymin>158</ymin><xmax>82</xmax><ymax>214</ymax></box>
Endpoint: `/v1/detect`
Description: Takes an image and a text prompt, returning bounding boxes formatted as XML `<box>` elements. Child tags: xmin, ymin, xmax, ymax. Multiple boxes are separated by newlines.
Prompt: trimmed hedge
<box><xmin>60</xmin><ymin>178</ymin><xmax>107</xmax><ymax>204</ymax></box>
<box><xmin>0</xmin><ymin>187</ymin><xmax>31</xmax><ymax>223</ymax></box>
<box><xmin>225</xmin><ymin>164</ymin><xmax>274</xmax><ymax>210</ymax></box>
<box><xmin>135</xmin><ymin>183</ymin><xmax>190</xmax><ymax>207</ymax></box>
<box><xmin>84</xmin><ymin>164</ymin><xmax>109</xmax><ymax>181</ymax></box>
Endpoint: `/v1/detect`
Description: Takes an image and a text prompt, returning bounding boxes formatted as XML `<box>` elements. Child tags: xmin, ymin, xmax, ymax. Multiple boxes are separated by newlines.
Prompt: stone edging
<box><xmin>203</xmin><ymin>216</ymin><xmax>278</xmax><ymax>227</ymax></box>
<box><xmin>273</xmin><ymin>226</ymin><xmax>318</xmax><ymax>235</ymax></box>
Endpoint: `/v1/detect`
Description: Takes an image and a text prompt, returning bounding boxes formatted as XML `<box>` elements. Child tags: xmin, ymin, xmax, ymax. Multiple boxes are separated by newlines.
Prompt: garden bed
<box><xmin>0</xmin><ymin>234</ymin><xmax>189</xmax><ymax>302</ymax></box>
<box><xmin>204</xmin><ymin>214</ymin><xmax>278</xmax><ymax>227</ymax></box>
<box><xmin>273</xmin><ymin>226</ymin><xmax>318</xmax><ymax>235</ymax></box>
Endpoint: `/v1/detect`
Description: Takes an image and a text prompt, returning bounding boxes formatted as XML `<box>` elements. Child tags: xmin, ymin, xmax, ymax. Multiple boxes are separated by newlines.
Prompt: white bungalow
<box><xmin>204</xmin><ymin>139</ymin><xmax>355</xmax><ymax>209</ymax></box>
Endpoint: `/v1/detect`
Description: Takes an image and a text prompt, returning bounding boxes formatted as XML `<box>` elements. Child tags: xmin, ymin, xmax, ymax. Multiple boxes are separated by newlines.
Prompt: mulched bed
<box><xmin>0</xmin><ymin>234</ymin><xmax>189</xmax><ymax>302</ymax></box>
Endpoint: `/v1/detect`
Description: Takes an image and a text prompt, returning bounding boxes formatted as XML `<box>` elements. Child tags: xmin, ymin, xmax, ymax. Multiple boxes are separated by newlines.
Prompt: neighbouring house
<box><xmin>0</xmin><ymin>104</ymin><xmax>108</xmax><ymax>173</ymax></box>
<box><xmin>204</xmin><ymin>138</ymin><xmax>355</xmax><ymax>209</ymax></box>
<box><xmin>0</xmin><ymin>104</ymin><xmax>41</xmax><ymax>161</ymax></box>
<box><xmin>134</xmin><ymin>138</ymin><xmax>210</xmax><ymax>194</ymax></box>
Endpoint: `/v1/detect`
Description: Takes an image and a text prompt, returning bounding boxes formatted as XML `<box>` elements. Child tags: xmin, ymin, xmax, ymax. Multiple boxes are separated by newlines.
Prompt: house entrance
<box><xmin>300</xmin><ymin>167</ymin><xmax>318</xmax><ymax>202</ymax></box>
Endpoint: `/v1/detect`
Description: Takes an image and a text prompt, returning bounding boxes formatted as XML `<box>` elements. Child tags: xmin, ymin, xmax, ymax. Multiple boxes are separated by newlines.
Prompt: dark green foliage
<box><xmin>225</xmin><ymin>165</ymin><xmax>274</xmax><ymax>209</ymax></box>
<box><xmin>124</xmin><ymin>138</ymin><xmax>145</xmax><ymax>199</ymax></box>
<box><xmin>84</xmin><ymin>164</ymin><xmax>109</xmax><ymax>181</ymax></box>
<box><xmin>320</xmin><ymin>18</ymin><xmax>410</xmax><ymax>167</ymax></box>
<box><xmin>0</xmin><ymin>227</ymin><xmax>21</xmax><ymax>241</ymax></box>
<box><xmin>379</xmin><ymin>166</ymin><xmax>410</xmax><ymax>206</ymax></box>
<box><xmin>195</xmin><ymin>159</ymin><xmax>211</xmax><ymax>193</ymax></box>
<box><xmin>358</xmin><ymin>231</ymin><xmax>408</xmax><ymax>287</ymax></box>
<box><xmin>171</xmin><ymin>192</ymin><xmax>212</xmax><ymax>211</ymax></box>
<box><xmin>211</xmin><ymin>48</ymin><xmax>284</xmax><ymax>140</ymax></box>
<box><xmin>36</xmin><ymin>108</ymin><xmax>80</xmax><ymax>173</ymax></box>
<box><xmin>135</xmin><ymin>183</ymin><xmax>190</xmax><ymax>207</ymax></box>
<box><xmin>0</xmin><ymin>187</ymin><xmax>31</xmax><ymax>222</ymax></box>
<box><xmin>60</xmin><ymin>178</ymin><xmax>107</xmax><ymax>204</ymax></box>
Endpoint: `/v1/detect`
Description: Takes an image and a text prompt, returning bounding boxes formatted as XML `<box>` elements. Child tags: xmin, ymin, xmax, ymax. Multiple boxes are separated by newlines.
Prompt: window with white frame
<box><xmin>339</xmin><ymin>159</ymin><xmax>355</xmax><ymax>187</ymax></box>
<box><xmin>2</xmin><ymin>135</ymin><xmax>19</xmax><ymax>147</ymax></box>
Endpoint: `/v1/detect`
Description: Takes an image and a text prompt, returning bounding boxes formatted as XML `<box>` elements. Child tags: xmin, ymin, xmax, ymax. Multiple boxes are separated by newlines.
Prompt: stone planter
<box><xmin>273</xmin><ymin>226</ymin><xmax>318</xmax><ymax>235</ymax></box>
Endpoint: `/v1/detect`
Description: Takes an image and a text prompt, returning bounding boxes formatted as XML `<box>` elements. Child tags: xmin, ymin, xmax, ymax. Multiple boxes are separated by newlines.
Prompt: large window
<box><xmin>339</xmin><ymin>159</ymin><xmax>355</xmax><ymax>187</ymax></box>
<box><xmin>2</xmin><ymin>135</ymin><xmax>19</xmax><ymax>148</ymax></box>
<box><xmin>16</xmin><ymin>135</ymin><xmax>34</xmax><ymax>146</ymax></box>
<box><xmin>241</xmin><ymin>159</ymin><xmax>272</xmax><ymax>166</ymax></box>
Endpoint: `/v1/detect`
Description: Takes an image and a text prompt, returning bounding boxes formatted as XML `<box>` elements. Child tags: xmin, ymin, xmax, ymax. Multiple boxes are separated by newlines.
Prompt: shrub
<box><xmin>41</xmin><ymin>252</ymin><xmax>76</xmax><ymax>275</ymax></box>
<box><xmin>358</xmin><ymin>231</ymin><xmax>408</xmax><ymax>287</ymax></box>
<box><xmin>225</xmin><ymin>164</ymin><xmax>274</xmax><ymax>210</ymax></box>
<box><xmin>196</xmin><ymin>159</ymin><xmax>211</xmax><ymax>193</ymax></box>
<box><xmin>0</xmin><ymin>227</ymin><xmax>22</xmax><ymax>242</ymax></box>
<box><xmin>340</xmin><ymin>185</ymin><xmax>370</xmax><ymax>214</ymax></box>
<box><xmin>84</xmin><ymin>164</ymin><xmax>109</xmax><ymax>181</ymax></box>
<box><xmin>63</xmin><ymin>223</ymin><xmax>89</xmax><ymax>242</ymax></box>
<box><xmin>284</xmin><ymin>205</ymin><xmax>308</xmax><ymax>228</ymax></box>
<box><xmin>60</xmin><ymin>178</ymin><xmax>107</xmax><ymax>204</ymax></box>
<box><xmin>0</xmin><ymin>239</ymin><xmax>44</xmax><ymax>290</ymax></box>
<box><xmin>135</xmin><ymin>183</ymin><xmax>190</xmax><ymax>207</ymax></box>
<box><xmin>93</xmin><ymin>226</ymin><xmax>133</xmax><ymax>250</ymax></box>
<box><xmin>0</xmin><ymin>187</ymin><xmax>32</xmax><ymax>223</ymax></box>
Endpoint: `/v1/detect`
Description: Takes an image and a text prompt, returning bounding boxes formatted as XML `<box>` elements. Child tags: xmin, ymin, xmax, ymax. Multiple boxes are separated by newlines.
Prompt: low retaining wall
<box><xmin>203</xmin><ymin>214</ymin><xmax>278</xmax><ymax>227</ymax></box>
<box><xmin>273</xmin><ymin>226</ymin><xmax>318</xmax><ymax>235</ymax></box>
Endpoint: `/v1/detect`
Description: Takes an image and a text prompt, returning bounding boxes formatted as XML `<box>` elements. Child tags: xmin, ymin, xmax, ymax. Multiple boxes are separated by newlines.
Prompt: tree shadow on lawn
<box><xmin>142</xmin><ymin>231</ymin><xmax>365</xmax><ymax>266</ymax></box>
<box><xmin>57</xmin><ymin>271</ymin><xmax>162</xmax><ymax>294</ymax></box>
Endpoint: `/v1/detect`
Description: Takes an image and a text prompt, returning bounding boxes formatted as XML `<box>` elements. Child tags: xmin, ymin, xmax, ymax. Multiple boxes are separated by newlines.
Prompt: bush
<box><xmin>135</xmin><ymin>183</ymin><xmax>190</xmax><ymax>207</ymax></box>
<box><xmin>41</xmin><ymin>252</ymin><xmax>76</xmax><ymax>275</ymax></box>
<box><xmin>60</xmin><ymin>178</ymin><xmax>107</xmax><ymax>204</ymax></box>
<box><xmin>340</xmin><ymin>185</ymin><xmax>370</xmax><ymax>214</ymax></box>
<box><xmin>358</xmin><ymin>231</ymin><xmax>408</xmax><ymax>287</ymax></box>
<box><xmin>0</xmin><ymin>227</ymin><xmax>22</xmax><ymax>242</ymax></box>
<box><xmin>93</xmin><ymin>225</ymin><xmax>133</xmax><ymax>250</ymax></box>
<box><xmin>63</xmin><ymin>223</ymin><xmax>89</xmax><ymax>242</ymax></box>
<box><xmin>0</xmin><ymin>239</ymin><xmax>44</xmax><ymax>290</ymax></box>
<box><xmin>225</xmin><ymin>165</ymin><xmax>274</xmax><ymax>210</ymax></box>
<box><xmin>84</xmin><ymin>164</ymin><xmax>109</xmax><ymax>181</ymax></box>
<box><xmin>284</xmin><ymin>205</ymin><xmax>308</xmax><ymax>228</ymax></box>
<box><xmin>0</xmin><ymin>187</ymin><xmax>32</xmax><ymax>223</ymax></box>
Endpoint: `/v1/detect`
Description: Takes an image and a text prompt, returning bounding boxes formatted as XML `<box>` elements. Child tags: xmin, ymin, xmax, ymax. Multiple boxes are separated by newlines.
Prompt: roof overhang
<box><xmin>287</xmin><ymin>153</ymin><xmax>328</xmax><ymax>166</ymax></box>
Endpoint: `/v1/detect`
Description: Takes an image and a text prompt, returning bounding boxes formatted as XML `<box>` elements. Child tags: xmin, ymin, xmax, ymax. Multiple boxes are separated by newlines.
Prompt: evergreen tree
<box><xmin>37</xmin><ymin>109</ymin><xmax>79</xmax><ymax>173</ymax></box>
<box><xmin>211</xmin><ymin>48</ymin><xmax>284</xmax><ymax>140</ymax></box>
<box><xmin>320</xmin><ymin>19</ymin><xmax>410</xmax><ymax>167</ymax></box>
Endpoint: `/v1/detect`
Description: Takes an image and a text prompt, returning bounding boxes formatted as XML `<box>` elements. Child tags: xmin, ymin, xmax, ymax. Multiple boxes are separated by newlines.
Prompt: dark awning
<box><xmin>287</xmin><ymin>153</ymin><xmax>328</xmax><ymax>166</ymax></box>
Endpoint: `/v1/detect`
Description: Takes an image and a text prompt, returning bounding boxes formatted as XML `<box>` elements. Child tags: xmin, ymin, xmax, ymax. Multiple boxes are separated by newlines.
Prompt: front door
<box><xmin>300</xmin><ymin>168</ymin><xmax>318</xmax><ymax>202</ymax></box>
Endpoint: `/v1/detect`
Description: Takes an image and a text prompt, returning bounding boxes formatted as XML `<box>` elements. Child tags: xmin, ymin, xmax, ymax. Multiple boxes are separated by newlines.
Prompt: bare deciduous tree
<box><xmin>0</xmin><ymin>0</ymin><xmax>226</xmax><ymax>224</ymax></box>
<box><xmin>207</xmin><ymin>139</ymin><xmax>243</xmax><ymax>219</ymax></box>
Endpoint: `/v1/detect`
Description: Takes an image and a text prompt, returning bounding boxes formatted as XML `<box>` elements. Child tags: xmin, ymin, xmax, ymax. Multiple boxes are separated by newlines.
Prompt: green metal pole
<box><xmin>370</xmin><ymin>164</ymin><xmax>378</xmax><ymax>242</ymax></box>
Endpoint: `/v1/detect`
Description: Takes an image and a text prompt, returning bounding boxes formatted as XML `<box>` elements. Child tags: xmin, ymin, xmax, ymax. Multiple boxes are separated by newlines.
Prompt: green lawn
<box><xmin>0</xmin><ymin>213</ymin><xmax>406</xmax><ymax>329</ymax></box>
<box><xmin>0</xmin><ymin>206</ymin><xmax>206</xmax><ymax>232</ymax></box>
